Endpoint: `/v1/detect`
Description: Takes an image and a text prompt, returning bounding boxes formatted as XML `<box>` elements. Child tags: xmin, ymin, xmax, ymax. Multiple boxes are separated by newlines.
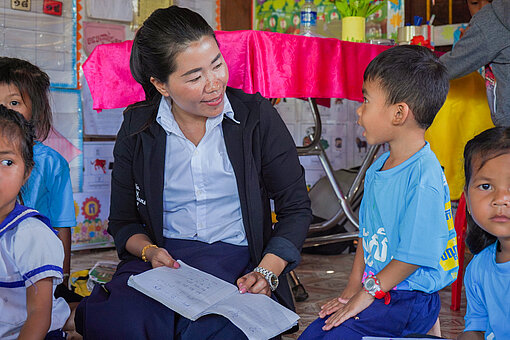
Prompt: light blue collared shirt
<box><xmin>156</xmin><ymin>95</ymin><xmax>247</xmax><ymax>246</ymax></box>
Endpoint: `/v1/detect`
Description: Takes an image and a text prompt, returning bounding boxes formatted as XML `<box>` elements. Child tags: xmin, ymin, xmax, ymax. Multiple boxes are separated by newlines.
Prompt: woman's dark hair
<box><xmin>0</xmin><ymin>57</ymin><xmax>52</xmax><ymax>142</ymax></box>
<box><xmin>464</xmin><ymin>127</ymin><xmax>510</xmax><ymax>254</ymax></box>
<box><xmin>0</xmin><ymin>104</ymin><xmax>35</xmax><ymax>178</ymax></box>
<box><xmin>130</xmin><ymin>5</ymin><xmax>216</xmax><ymax>102</ymax></box>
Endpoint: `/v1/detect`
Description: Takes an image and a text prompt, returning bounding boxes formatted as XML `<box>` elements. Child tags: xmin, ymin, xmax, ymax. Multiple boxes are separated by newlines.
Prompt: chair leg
<box><xmin>451</xmin><ymin>194</ymin><xmax>467</xmax><ymax>311</ymax></box>
<box><xmin>288</xmin><ymin>270</ymin><xmax>309</xmax><ymax>302</ymax></box>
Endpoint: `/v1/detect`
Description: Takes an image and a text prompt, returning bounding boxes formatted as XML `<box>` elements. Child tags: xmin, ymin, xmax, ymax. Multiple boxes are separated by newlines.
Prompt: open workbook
<box><xmin>127</xmin><ymin>260</ymin><xmax>299</xmax><ymax>340</ymax></box>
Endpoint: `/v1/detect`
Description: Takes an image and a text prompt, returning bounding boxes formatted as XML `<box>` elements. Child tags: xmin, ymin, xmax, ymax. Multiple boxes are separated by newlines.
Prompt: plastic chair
<box><xmin>451</xmin><ymin>193</ymin><xmax>467</xmax><ymax>311</ymax></box>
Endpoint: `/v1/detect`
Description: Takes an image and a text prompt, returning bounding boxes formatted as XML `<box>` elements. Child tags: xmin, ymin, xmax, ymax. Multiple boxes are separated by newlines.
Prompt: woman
<box><xmin>75</xmin><ymin>6</ymin><xmax>311</xmax><ymax>339</ymax></box>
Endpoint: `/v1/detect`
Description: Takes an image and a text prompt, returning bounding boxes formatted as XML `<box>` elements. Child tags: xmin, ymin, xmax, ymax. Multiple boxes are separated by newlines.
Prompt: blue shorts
<box><xmin>299</xmin><ymin>290</ymin><xmax>440</xmax><ymax>340</ymax></box>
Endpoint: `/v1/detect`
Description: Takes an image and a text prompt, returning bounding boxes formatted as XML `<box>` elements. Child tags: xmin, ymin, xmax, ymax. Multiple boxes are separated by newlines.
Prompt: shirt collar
<box><xmin>156</xmin><ymin>93</ymin><xmax>239</xmax><ymax>136</ymax></box>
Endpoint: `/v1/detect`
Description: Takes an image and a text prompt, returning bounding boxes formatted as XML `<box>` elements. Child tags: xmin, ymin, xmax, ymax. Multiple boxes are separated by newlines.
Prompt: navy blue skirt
<box><xmin>76</xmin><ymin>239</ymin><xmax>253</xmax><ymax>340</ymax></box>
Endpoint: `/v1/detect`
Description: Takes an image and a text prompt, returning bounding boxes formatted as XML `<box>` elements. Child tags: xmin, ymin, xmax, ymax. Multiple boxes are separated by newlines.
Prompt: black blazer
<box><xmin>108</xmin><ymin>87</ymin><xmax>312</xmax><ymax>310</ymax></box>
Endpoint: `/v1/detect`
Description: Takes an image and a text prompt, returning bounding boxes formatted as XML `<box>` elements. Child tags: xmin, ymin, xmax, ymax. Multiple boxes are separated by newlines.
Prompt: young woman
<box><xmin>75</xmin><ymin>6</ymin><xmax>312</xmax><ymax>339</ymax></box>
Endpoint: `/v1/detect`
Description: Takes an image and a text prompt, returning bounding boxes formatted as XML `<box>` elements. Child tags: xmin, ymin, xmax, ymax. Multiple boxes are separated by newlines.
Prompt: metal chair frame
<box><xmin>297</xmin><ymin>98</ymin><xmax>380</xmax><ymax>247</ymax></box>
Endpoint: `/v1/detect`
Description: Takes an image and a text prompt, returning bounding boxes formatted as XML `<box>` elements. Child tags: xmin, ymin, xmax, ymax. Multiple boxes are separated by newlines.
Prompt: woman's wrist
<box><xmin>141</xmin><ymin>244</ymin><xmax>158</xmax><ymax>262</ymax></box>
<box><xmin>256</xmin><ymin>253</ymin><xmax>287</xmax><ymax>277</ymax></box>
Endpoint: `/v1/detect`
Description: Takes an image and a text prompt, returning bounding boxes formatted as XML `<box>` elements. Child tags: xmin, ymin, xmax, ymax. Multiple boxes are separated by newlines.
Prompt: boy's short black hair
<box><xmin>364</xmin><ymin>45</ymin><xmax>449</xmax><ymax>129</ymax></box>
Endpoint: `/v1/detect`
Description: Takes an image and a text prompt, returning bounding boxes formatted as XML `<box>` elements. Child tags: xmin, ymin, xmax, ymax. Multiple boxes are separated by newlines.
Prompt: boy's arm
<box><xmin>319</xmin><ymin>238</ymin><xmax>365</xmax><ymax>318</ymax></box>
<box><xmin>344</xmin><ymin>238</ymin><xmax>365</xmax><ymax>296</ymax></box>
<box><xmin>457</xmin><ymin>331</ymin><xmax>485</xmax><ymax>340</ymax></box>
<box><xmin>374</xmin><ymin>259</ymin><xmax>418</xmax><ymax>292</ymax></box>
<box><xmin>322</xmin><ymin>259</ymin><xmax>418</xmax><ymax>331</ymax></box>
<box><xmin>18</xmin><ymin>277</ymin><xmax>53</xmax><ymax>340</ymax></box>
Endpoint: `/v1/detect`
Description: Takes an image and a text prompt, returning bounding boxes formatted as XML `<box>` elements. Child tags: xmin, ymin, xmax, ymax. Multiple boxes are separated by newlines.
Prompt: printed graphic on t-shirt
<box><xmin>439</xmin><ymin>200</ymin><xmax>458</xmax><ymax>279</ymax></box>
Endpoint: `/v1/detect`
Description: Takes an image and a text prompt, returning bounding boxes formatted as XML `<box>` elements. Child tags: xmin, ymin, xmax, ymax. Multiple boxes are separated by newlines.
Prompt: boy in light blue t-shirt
<box><xmin>300</xmin><ymin>45</ymin><xmax>459</xmax><ymax>340</ymax></box>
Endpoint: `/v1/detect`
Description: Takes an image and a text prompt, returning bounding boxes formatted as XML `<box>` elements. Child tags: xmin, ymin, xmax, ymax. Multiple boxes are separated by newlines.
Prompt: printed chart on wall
<box><xmin>0</xmin><ymin>0</ymin><xmax>78</xmax><ymax>88</ymax></box>
<box><xmin>72</xmin><ymin>190</ymin><xmax>113</xmax><ymax>250</ymax></box>
<box><xmin>82</xmin><ymin>141</ymin><xmax>114</xmax><ymax>192</ymax></box>
<box><xmin>45</xmin><ymin>88</ymin><xmax>83</xmax><ymax>192</ymax></box>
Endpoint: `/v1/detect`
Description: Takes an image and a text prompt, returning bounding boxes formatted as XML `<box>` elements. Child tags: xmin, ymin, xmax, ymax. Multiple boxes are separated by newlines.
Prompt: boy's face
<box><xmin>356</xmin><ymin>80</ymin><xmax>396</xmax><ymax>145</ymax></box>
<box><xmin>466</xmin><ymin>153</ymin><xmax>510</xmax><ymax>241</ymax></box>
<box><xmin>466</xmin><ymin>0</ymin><xmax>491</xmax><ymax>17</ymax></box>
<box><xmin>0</xmin><ymin>135</ymin><xmax>27</xmax><ymax>222</ymax></box>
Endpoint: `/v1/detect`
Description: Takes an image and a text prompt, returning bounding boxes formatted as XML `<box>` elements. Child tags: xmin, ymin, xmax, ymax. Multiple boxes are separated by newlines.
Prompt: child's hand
<box><xmin>319</xmin><ymin>283</ymin><xmax>361</xmax><ymax>317</ymax></box>
<box><xmin>322</xmin><ymin>289</ymin><xmax>374</xmax><ymax>331</ymax></box>
<box><xmin>319</xmin><ymin>296</ymin><xmax>347</xmax><ymax>318</ymax></box>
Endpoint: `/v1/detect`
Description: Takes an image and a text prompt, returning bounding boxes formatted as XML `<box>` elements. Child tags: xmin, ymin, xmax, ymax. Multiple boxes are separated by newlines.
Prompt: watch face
<box><xmin>365</xmin><ymin>278</ymin><xmax>376</xmax><ymax>290</ymax></box>
<box><xmin>270</xmin><ymin>275</ymin><xmax>278</xmax><ymax>288</ymax></box>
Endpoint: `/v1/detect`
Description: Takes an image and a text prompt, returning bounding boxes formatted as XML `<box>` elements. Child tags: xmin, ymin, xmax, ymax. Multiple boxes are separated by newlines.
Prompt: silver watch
<box><xmin>253</xmin><ymin>267</ymin><xmax>279</xmax><ymax>291</ymax></box>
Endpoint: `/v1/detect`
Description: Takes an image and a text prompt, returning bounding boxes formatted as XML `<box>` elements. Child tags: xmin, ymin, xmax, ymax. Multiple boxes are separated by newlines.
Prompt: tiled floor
<box><xmin>71</xmin><ymin>247</ymin><xmax>467</xmax><ymax>339</ymax></box>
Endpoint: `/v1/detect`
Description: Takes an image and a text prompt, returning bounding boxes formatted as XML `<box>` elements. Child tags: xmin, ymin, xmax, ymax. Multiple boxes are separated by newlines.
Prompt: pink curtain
<box><xmin>83</xmin><ymin>30</ymin><xmax>391</xmax><ymax>111</ymax></box>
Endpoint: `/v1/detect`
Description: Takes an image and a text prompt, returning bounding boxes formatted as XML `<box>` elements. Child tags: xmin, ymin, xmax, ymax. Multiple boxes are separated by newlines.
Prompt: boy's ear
<box><xmin>391</xmin><ymin>103</ymin><xmax>410</xmax><ymax>126</ymax></box>
<box><xmin>150</xmin><ymin>77</ymin><xmax>170</xmax><ymax>97</ymax></box>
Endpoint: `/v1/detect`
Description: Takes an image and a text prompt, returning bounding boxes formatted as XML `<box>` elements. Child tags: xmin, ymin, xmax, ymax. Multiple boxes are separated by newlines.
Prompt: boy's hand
<box><xmin>322</xmin><ymin>289</ymin><xmax>374</xmax><ymax>331</ymax></box>
<box><xmin>319</xmin><ymin>285</ymin><xmax>359</xmax><ymax>318</ymax></box>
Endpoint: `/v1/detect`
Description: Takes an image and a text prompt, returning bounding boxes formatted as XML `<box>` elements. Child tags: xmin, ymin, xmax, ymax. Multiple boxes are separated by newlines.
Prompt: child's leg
<box><xmin>299</xmin><ymin>317</ymin><xmax>365</xmax><ymax>340</ymax></box>
<box><xmin>299</xmin><ymin>290</ymin><xmax>440</xmax><ymax>339</ymax></box>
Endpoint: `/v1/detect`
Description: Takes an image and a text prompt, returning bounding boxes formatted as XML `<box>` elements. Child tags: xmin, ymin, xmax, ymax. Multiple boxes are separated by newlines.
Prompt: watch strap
<box><xmin>363</xmin><ymin>275</ymin><xmax>391</xmax><ymax>305</ymax></box>
<box><xmin>253</xmin><ymin>266</ymin><xmax>278</xmax><ymax>291</ymax></box>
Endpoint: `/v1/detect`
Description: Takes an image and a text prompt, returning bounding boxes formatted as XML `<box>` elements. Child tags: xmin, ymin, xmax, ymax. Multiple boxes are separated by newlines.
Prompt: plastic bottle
<box><xmin>300</xmin><ymin>0</ymin><xmax>317</xmax><ymax>36</ymax></box>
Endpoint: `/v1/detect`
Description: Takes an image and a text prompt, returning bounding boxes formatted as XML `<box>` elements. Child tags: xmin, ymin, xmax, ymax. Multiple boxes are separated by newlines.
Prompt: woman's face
<box><xmin>153</xmin><ymin>36</ymin><xmax>229</xmax><ymax>121</ymax></box>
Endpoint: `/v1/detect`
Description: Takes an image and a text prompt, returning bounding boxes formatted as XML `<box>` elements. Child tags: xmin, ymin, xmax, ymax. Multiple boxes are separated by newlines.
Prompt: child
<box><xmin>439</xmin><ymin>0</ymin><xmax>510</xmax><ymax>127</ymax></box>
<box><xmin>0</xmin><ymin>57</ymin><xmax>77</xmax><ymax>299</ymax></box>
<box><xmin>299</xmin><ymin>45</ymin><xmax>459</xmax><ymax>340</ymax></box>
<box><xmin>0</xmin><ymin>105</ymin><xmax>70</xmax><ymax>339</ymax></box>
<box><xmin>458</xmin><ymin>127</ymin><xmax>510</xmax><ymax>339</ymax></box>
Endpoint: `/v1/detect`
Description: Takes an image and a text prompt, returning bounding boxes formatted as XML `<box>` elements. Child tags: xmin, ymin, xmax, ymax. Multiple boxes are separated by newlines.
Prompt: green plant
<box><xmin>335</xmin><ymin>0</ymin><xmax>383</xmax><ymax>18</ymax></box>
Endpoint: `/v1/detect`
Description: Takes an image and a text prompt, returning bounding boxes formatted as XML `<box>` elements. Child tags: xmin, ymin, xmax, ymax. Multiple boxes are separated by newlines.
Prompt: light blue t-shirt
<box><xmin>156</xmin><ymin>95</ymin><xmax>247</xmax><ymax>246</ymax></box>
<box><xmin>464</xmin><ymin>242</ymin><xmax>510</xmax><ymax>339</ymax></box>
<box><xmin>359</xmin><ymin>142</ymin><xmax>458</xmax><ymax>293</ymax></box>
<box><xmin>21</xmin><ymin>142</ymin><xmax>76</xmax><ymax>228</ymax></box>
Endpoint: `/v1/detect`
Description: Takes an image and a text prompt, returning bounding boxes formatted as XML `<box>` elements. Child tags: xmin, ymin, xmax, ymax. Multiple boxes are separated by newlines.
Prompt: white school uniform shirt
<box><xmin>0</xmin><ymin>209</ymin><xmax>70</xmax><ymax>339</ymax></box>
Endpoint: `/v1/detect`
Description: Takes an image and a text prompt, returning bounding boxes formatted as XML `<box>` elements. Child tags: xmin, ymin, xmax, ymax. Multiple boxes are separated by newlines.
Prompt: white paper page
<box><xmin>127</xmin><ymin>261</ymin><xmax>237</xmax><ymax>320</ymax></box>
<box><xmin>86</xmin><ymin>0</ymin><xmax>133</xmax><ymax>22</ymax></box>
<box><xmin>206</xmin><ymin>292</ymin><xmax>299</xmax><ymax>340</ymax></box>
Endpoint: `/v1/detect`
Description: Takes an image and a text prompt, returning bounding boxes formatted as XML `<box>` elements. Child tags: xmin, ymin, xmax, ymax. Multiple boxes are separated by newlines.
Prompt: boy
<box><xmin>439</xmin><ymin>0</ymin><xmax>510</xmax><ymax>127</ymax></box>
<box><xmin>299</xmin><ymin>45</ymin><xmax>459</xmax><ymax>340</ymax></box>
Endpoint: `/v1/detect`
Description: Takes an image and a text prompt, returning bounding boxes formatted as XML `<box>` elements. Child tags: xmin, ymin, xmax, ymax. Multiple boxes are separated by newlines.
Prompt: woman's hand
<box><xmin>322</xmin><ymin>289</ymin><xmax>374</xmax><ymax>331</ymax></box>
<box><xmin>145</xmin><ymin>246</ymin><xmax>180</xmax><ymax>269</ymax></box>
<box><xmin>237</xmin><ymin>272</ymin><xmax>271</xmax><ymax>297</ymax></box>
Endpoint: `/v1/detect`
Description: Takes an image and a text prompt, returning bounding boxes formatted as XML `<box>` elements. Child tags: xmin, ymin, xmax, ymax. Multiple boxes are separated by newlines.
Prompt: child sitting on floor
<box><xmin>458</xmin><ymin>127</ymin><xmax>510</xmax><ymax>340</ymax></box>
<box><xmin>0</xmin><ymin>105</ymin><xmax>70</xmax><ymax>339</ymax></box>
<box><xmin>299</xmin><ymin>45</ymin><xmax>459</xmax><ymax>340</ymax></box>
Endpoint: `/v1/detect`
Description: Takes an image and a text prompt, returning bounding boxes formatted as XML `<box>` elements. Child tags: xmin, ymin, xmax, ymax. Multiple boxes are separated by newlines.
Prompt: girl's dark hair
<box><xmin>0</xmin><ymin>57</ymin><xmax>52</xmax><ymax>142</ymax></box>
<box><xmin>464</xmin><ymin>127</ymin><xmax>510</xmax><ymax>254</ymax></box>
<box><xmin>0</xmin><ymin>104</ymin><xmax>35</xmax><ymax>178</ymax></box>
<box><xmin>130</xmin><ymin>5</ymin><xmax>216</xmax><ymax>102</ymax></box>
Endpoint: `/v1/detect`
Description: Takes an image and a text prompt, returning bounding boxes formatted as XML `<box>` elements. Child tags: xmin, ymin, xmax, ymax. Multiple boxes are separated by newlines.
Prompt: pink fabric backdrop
<box><xmin>83</xmin><ymin>30</ymin><xmax>391</xmax><ymax>111</ymax></box>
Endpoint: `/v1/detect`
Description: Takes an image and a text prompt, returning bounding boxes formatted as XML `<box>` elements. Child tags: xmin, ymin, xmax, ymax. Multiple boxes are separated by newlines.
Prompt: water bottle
<box><xmin>300</xmin><ymin>0</ymin><xmax>317</xmax><ymax>36</ymax></box>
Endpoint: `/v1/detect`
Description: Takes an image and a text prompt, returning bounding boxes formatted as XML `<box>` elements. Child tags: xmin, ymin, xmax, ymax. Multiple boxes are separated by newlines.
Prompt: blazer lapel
<box><xmin>224</xmin><ymin>92</ymin><xmax>259</xmax><ymax>263</ymax></box>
